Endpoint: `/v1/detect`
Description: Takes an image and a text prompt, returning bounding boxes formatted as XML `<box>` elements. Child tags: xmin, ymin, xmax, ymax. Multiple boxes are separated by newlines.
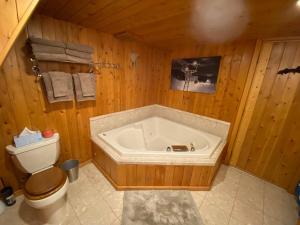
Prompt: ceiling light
<box><xmin>297</xmin><ymin>0</ymin><xmax>300</xmax><ymax>7</ymax></box>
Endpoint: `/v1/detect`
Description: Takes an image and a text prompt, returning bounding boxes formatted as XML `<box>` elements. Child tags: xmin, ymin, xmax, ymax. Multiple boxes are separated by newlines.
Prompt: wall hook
<box><xmin>278</xmin><ymin>66</ymin><xmax>300</xmax><ymax>75</ymax></box>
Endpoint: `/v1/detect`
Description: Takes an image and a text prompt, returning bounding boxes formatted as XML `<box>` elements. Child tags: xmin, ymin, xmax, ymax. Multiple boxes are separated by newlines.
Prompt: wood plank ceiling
<box><xmin>37</xmin><ymin>0</ymin><xmax>300</xmax><ymax>48</ymax></box>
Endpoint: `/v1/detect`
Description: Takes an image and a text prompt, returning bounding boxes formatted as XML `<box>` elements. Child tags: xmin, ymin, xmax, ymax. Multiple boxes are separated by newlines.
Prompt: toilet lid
<box><xmin>24</xmin><ymin>167</ymin><xmax>67</xmax><ymax>199</ymax></box>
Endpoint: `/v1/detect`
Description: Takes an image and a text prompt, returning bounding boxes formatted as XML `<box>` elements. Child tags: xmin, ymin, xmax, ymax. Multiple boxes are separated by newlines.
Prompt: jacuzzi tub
<box><xmin>98</xmin><ymin>117</ymin><xmax>222</xmax><ymax>158</ymax></box>
<box><xmin>90</xmin><ymin>105</ymin><xmax>229</xmax><ymax>189</ymax></box>
<box><xmin>90</xmin><ymin>104</ymin><xmax>229</xmax><ymax>165</ymax></box>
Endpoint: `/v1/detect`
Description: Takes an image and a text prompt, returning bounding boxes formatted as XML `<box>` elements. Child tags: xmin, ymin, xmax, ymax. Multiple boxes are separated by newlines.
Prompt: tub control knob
<box><xmin>190</xmin><ymin>143</ymin><xmax>195</xmax><ymax>151</ymax></box>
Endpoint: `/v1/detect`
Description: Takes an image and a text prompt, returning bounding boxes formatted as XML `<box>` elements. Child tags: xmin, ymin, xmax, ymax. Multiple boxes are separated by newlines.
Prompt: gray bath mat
<box><xmin>121</xmin><ymin>190</ymin><xmax>203</xmax><ymax>225</ymax></box>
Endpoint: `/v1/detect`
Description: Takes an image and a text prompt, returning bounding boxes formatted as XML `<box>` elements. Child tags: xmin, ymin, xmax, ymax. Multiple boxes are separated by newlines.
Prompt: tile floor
<box><xmin>0</xmin><ymin>163</ymin><xmax>298</xmax><ymax>225</ymax></box>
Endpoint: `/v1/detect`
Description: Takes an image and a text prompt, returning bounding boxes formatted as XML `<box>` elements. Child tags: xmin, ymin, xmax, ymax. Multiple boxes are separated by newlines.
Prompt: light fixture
<box><xmin>130</xmin><ymin>52</ymin><xmax>139</xmax><ymax>67</ymax></box>
<box><xmin>297</xmin><ymin>0</ymin><xmax>300</xmax><ymax>7</ymax></box>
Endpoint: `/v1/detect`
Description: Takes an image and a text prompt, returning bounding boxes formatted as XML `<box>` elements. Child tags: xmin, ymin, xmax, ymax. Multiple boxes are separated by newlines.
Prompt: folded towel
<box><xmin>73</xmin><ymin>74</ymin><xmax>96</xmax><ymax>102</ymax></box>
<box><xmin>66</xmin><ymin>42</ymin><xmax>93</xmax><ymax>53</ymax></box>
<box><xmin>42</xmin><ymin>72</ymin><xmax>74</xmax><ymax>103</ymax></box>
<box><xmin>49</xmin><ymin>72</ymin><xmax>69</xmax><ymax>97</ymax></box>
<box><xmin>66</xmin><ymin>55</ymin><xmax>93</xmax><ymax>64</ymax></box>
<box><xmin>29</xmin><ymin>37</ymin><xmax>66</xmax><ymax>48</ymax></box>
<box><xmin>34</xmin><ymin>53</ymin><xmax>92</xmax><ymax>64</ymax></box>
<box><xmin>66</xmin><ymin>49</ymin><xmax>93</xmax><ymax>60</ymax></box>
<box><xmin>31</xmin><ymin>43</ymin><xmax>65</xmax><ymax>54</ymax></box>
<box><xmin>78</xmin><ymin>73</ymin><xmax>96</xmax><ymax>97</ymax></box>
<box><xmin>34</xmin><ymin>53</ymin><xmax>69</xmax><ymax>62</ymax></box>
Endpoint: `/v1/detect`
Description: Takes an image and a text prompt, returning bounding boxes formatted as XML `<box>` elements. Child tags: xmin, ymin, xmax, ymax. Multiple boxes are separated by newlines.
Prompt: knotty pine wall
<box><xmin>157</xmin><ymin>41</ymin><xmax>257</xmax><ymax>139</ymax></box>
<box><xmin>0</xmin><ymin>14</ymin><xmax>164</xmax><ymax>190</ymax></box>
<box><xmin>230</xmin><ymin>40</ymin><xmax>300</xmax><ymax>193</ymax></box>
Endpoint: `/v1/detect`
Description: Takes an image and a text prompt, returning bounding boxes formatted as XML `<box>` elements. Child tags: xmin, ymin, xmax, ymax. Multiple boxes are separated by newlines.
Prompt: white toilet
<box><xmin>6</xmin><ymin>133</ymin><xmax>69</xmax><ymax>224</ymax></box>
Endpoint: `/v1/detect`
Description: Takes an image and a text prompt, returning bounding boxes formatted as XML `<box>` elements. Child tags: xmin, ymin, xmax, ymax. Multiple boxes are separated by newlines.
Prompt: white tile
<box><xmin>263</xmin><ymin>177</ymin><xmax>298</xmax><ymax>225</ymax></box>
<box><xmin>264</xmin><ymin>181</ymin><xmax>297</xmax><ymax>208</ymax></box>
<box><xmin>236</xmin><ymin>185</ymin><xmax>264</xmax><ymax>211</ymax></box>
<box><xmin>81</xmin><ymin>163</ymin><xmax>106</xmax><ymax>182</ymax></box>
<box><xmin>111</xmin><ymin>218</ymin><xmax>121</xmax><ymax>225</ymax></box>
<box><xmin>231</xmin><ymin>201</ymin><xmax>263</xmax><ymax>225</ymax></box>
<box><xmin>212</xmin><ymin>165</ymin><xmax>241</xmax><ymax>201</ymax></box>
<box><xmin>67</xmin><ymin>174</ymin><xmax>102</xmax><ymax>216</ymax></box>
<box><xmin>104</xmin><ymin>191</ymin><xmax>124</xmax><ymax>219</ymax></box>
<box><xmin>215</xmin><ymin>165</ymin><xmax>242</xmax><ymax>184</ymax></box>
<box><xmin>211</xmin><ymin>176</ymin><xmax>240</xmax><ymax>198</ymax></box>
<box><xmin>205</xmin><ymin>189</ymin><xmax>235</xmax><ymax>214</ymax></box>
<box><xmin>95</xmin><ymin>180</ymin><xmax>115</xmax><ymax>197</ymax></box>
<box><xmin>229</xmin><ymin>216</ymin><xmax>263</xmax><ymax>225</ymax></box>
<box><xmin>81</xmin><ymin>164</ymin><xmax>116</xmax><ymax>197</ymax></box>
<box><xmin>199</xmin><ymin>200</ymin><xmax>231</xmax><ymax>225</ymax></box>
<box><xmin>264</xmin><ymin>193</ymin><xmax>298</xmax><ymax>225</ymax></box>
<box><xmin>228</xmin><ymin>216</ymin><xmax>244</xmax><ymax>225</ymax></box>
<box><xmin>191</xmin><ymin>191</ymin><xmax>207</xmax><ymax>208</ymax></box>
<box><xmin>62</xmin><ymin>203</ymin><xmax>81</xmax><ymax>225</ymax></box>
<box><xmin>263</xmin><ymin>214</ymin><xmax>289</xmax><ymax>225</ymax></box>
<box><xmin>19</xmin><ymin>200</ymin><xmax>42</xmax><ymax>225</ymax></box>
<box><xmin>239</xmin><ymin>172</ymin><xmax>264</xmax><ymax>194</ymax></box>
<box><xmin>78</xmin><ymin>196</ymin><xmax>117</xmax><ymax>225</ymax></box>
<box><xmin>0</xmin><ymin>196</ymin><xmax>31</xmax><ymax>225</ymax></box>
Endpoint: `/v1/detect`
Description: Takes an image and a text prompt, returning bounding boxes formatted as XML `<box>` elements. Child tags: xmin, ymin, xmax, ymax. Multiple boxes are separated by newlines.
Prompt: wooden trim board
<box><xmin>225</xmin><ymin>39</ymin><xmax>263</xmax><ymax>163</ymax></box>
<box><xmin>92</xmin><ymin>142</ymin><xmax>224</xmax><ymax>190</ymax></box>
<box><xmin>0</xmin><ymin>0</ymin><xmax>40</xmax><ymax>66</ymax></box>
<box><xmin>229</xmin><ymin>41</ymin><xmax>274</xmax><ymax>165</ymax></box>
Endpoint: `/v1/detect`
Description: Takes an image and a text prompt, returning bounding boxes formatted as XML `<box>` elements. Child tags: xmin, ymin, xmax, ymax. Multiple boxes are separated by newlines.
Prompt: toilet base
<box><xmin>36</xmin><ymin>195</ymin><xmax>68</xmax><ymax>225</ymax></box>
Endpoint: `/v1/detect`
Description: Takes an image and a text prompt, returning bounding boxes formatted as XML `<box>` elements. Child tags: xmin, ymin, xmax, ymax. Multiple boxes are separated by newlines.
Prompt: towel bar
<box><xmin>29</xmin><ymin>57</ymin><xmax>121</xmax><ymax>77</ymax></box>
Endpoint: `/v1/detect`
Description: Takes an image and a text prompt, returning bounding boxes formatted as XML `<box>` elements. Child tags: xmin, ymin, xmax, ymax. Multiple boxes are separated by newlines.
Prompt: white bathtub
<box><xmin>90</xmin><ymin>105</ymin><xmax>229</xmax><ymax>165</ymax></box>
<box><xmin>99</xmin><ymin>117</ymin><xmax>221</xmax><ymax>158</ymax></box>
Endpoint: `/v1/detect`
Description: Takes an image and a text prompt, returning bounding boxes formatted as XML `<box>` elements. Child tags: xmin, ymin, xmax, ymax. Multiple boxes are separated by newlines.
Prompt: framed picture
<box><xmin>171</xmin><ymin>56</ymin><xmax>221</xmax><ymax>93</ymax></box>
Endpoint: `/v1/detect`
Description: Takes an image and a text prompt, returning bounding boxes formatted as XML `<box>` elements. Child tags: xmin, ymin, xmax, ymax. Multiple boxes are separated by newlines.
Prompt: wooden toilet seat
<box><xmin>24</xmin><ymin>167</ymin><xmax>67</xmax><ymax>200</ymax></box>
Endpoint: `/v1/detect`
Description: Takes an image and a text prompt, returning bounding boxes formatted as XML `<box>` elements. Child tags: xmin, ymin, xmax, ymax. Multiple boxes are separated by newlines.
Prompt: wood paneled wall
<box><xmin>0</xmin><ymin>14</ymin><xmax>164</xmax><ymax>190</ymax></box>
<box><xmin>157</xmin><ymin>41</ymin><xmax>257</xmax><ymax>138</ymax></box>
<box><xmin>230</xmin><ymin>40</ymin><xmax>300</xmax><ymax>192</ymax></box>
<box><xmin>0</xmin><ymin>0</ymin><xmax>40</xmax><ymax>66</ymax></box>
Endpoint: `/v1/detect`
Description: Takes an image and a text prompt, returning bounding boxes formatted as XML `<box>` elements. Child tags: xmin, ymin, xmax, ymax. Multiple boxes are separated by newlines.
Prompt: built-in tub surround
<box><xmin>90</xmin><ymin>105</ymin><xmax>230</xmax><ymax>166</ymax></box>
<box><xmin>90</xmin><ymin>105</ymin><xmax>229</xmax><ymax>190</ymax></box>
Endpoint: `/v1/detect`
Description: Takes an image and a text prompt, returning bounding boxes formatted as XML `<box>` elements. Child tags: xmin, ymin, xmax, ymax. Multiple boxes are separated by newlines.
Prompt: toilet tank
<box><xmin>6</xmin><ymin>133</ymin><xmax>60</xmax><ymax>174</ymax></box>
